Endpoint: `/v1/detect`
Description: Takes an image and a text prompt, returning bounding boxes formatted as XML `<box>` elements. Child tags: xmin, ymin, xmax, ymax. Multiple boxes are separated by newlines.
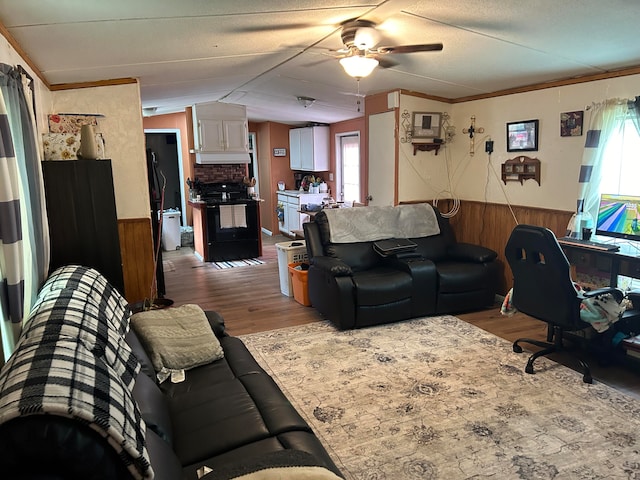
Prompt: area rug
<box><xmin>240</xmin><ymin>316</ymin><xmax>640</xmax><ymax>480</ymax></box>
<box><xmin>211</xmin><ymin>258</ymin><xmax>265</xmax><ymax>270</ymax></box>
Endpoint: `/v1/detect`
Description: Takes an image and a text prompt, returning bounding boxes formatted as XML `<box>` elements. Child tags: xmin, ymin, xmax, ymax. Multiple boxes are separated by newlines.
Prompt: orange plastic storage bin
<box><xmin>288</xmin><ymin>262</ymin><xmax>311</xmax><ymax>306</ymax></box>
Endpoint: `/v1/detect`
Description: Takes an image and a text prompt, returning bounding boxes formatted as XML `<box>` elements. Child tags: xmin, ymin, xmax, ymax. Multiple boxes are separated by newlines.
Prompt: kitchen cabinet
<box><xmin>197</xmin><ymin>119</ymin><xmax>248</xmax><ymax>153</ymax></box>
<box><xmin>41</xmin><ymin>159</ymin><xmax>125</xmax><ymax>294</ymax></box>
<box><xmin>289</xmin><ymin>126</ymin><xmax>330</xmax><ymax>171</ymax></box>
<box><xmin>277</xmin><ymin>190</ymin><xmax>326</xmax><ymax>236</ymax></box>
<box><xmin>192</xmin><ymin>101</ymin><xmax>250</xmax><ymax>164</ymax></box>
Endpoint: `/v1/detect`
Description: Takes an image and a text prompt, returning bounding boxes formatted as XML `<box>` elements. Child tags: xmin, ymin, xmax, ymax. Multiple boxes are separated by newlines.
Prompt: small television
<box><xmin>596</xmin><ymin>193</ymin><xmax>640</xmax><ymax>241</ymax></box>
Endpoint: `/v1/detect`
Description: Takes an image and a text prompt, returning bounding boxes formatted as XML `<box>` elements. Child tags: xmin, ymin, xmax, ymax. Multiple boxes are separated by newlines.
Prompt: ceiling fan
<box><xmin>335</xmin><ymin>19</ymin><xmax>443</xmax><ymax>78</ymax></box>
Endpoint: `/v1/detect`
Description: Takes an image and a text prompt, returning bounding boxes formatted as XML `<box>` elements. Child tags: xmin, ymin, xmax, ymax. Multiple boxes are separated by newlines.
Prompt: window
<box><xmin>338</xmin><ymin>134</ymin><xmax>360</xmax><ymax>203</ymax></box>
<box><xmin>599</xmin><ymin>117</ymin><xmax>640</xmax><ymax>196</ymax></box>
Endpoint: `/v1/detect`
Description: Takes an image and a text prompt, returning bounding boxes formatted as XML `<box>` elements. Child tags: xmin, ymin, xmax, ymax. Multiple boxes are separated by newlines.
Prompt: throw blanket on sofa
<box><xmin>0</xmin><ymin>265</ymin><xmax>153</xmax><ymax>479</ymax></box>
<box><xmin>323</xmin><ymin>203</ymin><xmax>440</xmax><ymax>243</ymax></box>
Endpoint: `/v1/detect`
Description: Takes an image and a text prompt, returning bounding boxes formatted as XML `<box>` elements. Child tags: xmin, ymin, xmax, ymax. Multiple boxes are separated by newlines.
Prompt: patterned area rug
<box><xmin>211</xmin><ymin>258</ymin><xmax>265</xmax><ymax>270</ymax></box>
<box><xmin>240</xmin><ymin>316</ymin><xmax>640</xmax><ymax>480</ymax></box>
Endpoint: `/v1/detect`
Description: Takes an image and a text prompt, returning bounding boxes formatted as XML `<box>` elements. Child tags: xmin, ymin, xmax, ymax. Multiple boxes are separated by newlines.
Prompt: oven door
<box><xmin>205</xmin><ymin>202</ymin><xmax>259</xmax><ymax>261</ymax></box>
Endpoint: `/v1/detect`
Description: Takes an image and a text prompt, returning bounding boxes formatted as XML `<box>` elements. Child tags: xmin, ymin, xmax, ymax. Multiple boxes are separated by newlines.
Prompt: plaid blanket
<box><xmin>0</xmin><ymin>265</ymin><xmax>153</xmax><ymax>479</ymax></box>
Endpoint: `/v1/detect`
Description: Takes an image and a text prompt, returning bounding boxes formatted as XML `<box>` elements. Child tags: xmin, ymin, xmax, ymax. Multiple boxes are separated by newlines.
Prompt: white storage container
<box><xmin>161</xmin><ymin>210</ymin><xmax>181</xmax><ymax>251</ymax></box>
<box><xmin>276</xmin><ymin>240</ymin><xmax>308</xmax><ymax>296</ymax></box>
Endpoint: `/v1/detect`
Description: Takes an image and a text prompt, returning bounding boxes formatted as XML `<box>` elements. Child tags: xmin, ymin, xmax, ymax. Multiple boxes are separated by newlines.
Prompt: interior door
<box><xmin>367</xmin><ymin>111</ymin><xmax>396</xmax><ymax>206</ymax></box>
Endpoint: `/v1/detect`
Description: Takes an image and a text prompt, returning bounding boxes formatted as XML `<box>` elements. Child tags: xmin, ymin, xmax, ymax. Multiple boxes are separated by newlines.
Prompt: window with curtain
<box><xmin>599</xmin><ymin>116</ymin><xmax>640</xmax><ymax>196</ymax></box>
<box><xmin>574</xmin><ymin>98</ymin><xmax>640</xmax><ymax>236</ymax></box>
<box><xmin>0</xmin><ymin>63</ymin><xmax>48</xmax><ymax>364</ymax></box>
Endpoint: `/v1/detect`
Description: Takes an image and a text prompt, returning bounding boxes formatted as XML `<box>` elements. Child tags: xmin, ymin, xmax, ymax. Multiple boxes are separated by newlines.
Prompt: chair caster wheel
<box><xmin>525</xmin><ymin>363</ymin><xmax>535</xmax><ymax>375</ymax></box>
<box><xmin>583</xmin><ymin>375</ymin><xmax>593</xmax><ymax>384</ymax></box>
<box><xmin>513</xmin><ymin>344</ymin><xmax>523</xmax><ymax>353</ymax></box>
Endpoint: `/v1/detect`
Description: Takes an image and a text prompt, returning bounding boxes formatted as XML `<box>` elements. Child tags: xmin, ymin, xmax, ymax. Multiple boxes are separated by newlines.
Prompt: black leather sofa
<box><xmin>304</xmin><ymin>204</ymin><xmax>500</xmax><ymax>329</ymax></box>
<box><xmin>0</xmin><ymin>265</ymin><xmax>342</xmax><ymax>480</ymax></box>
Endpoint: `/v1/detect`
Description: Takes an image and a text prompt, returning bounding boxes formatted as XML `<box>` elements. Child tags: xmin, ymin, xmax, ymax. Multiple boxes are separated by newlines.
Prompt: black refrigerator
<box><xmin>42</xmin><ymin>159</ymin><xmax>125</xmax><ymax>295</ymax></box>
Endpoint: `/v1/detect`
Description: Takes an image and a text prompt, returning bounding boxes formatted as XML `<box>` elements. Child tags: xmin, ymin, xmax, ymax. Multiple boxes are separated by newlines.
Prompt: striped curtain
<box><xmin>576</xmin><ymin>99</ymin><xmax>629</xmax><ymax>222</ymax></box>
<box><xmin>0</xmin><ymin>64</ymin><xmax>48</xmax><ymax>363</ymax></box>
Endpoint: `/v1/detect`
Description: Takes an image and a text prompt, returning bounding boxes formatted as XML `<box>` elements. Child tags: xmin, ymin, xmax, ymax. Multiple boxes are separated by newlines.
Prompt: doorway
<box><xmin>144</xmin><ymin>130</ymin><xmax>186</xmax><ymax>225</ymax></box>
<box><xmin>336</xmin><ymin>131</ymin><xmax>361</xmax><ymax>204</ymax></box>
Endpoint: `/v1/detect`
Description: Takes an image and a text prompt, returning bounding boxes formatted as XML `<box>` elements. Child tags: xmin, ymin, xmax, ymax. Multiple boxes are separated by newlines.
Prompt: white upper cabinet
<box><xmin>289</xmin><ymin>126</ymin><xmax>329</xmax><ymax>171</ymax></box>
<box><xmin>198</xmin><ymin>119</ymin><xmax>248</xmax><ymax>153</ymax></box>
<box><xmin>192</xmin><ymin>102</ymin><xmax>250</xmax><ymax>163</ymax></box>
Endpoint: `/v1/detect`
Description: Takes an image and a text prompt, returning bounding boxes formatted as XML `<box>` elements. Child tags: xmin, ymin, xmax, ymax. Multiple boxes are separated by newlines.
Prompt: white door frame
<box><xmin>335</xmin><ymin>131</ymin><xmax>361</xmax><ymax>203</ymax></box>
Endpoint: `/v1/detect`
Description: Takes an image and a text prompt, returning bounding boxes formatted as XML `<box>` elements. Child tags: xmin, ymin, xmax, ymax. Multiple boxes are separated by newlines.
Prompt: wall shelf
<box><xmin>412</xmin><ymin>142</ymin><xmax>442</xmax><ymax>155</ymax></box>
<box><xmin>501</xmin><ymin>155</ymin><xmax>541</xmax><ymax>185</ymax></box>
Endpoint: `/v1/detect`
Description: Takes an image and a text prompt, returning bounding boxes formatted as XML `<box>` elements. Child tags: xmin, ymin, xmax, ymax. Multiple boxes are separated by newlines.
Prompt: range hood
<box><xmin>195</xmin><ymin>152</ymin><xmax>251</xmax><ymax>164</ymax></box>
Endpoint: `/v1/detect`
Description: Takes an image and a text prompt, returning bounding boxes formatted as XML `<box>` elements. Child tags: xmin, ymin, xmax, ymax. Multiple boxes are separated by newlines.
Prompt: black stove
<box><xmin>197</xmin><ymin>182</ymin><xmax>260</xmax><ymax>262</ymax></box>
<box><xmin>198</xmin><ymin>182</ymin><xmax>252</xmax><ymax>205</ymax></box>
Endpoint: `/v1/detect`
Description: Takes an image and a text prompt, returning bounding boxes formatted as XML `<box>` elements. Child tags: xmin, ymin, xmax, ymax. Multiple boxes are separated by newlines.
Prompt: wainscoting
<box><xmin>444</xmin><ymin>200</ymin><xmax>573</xmax><ymax>294</ymax></box>
<box><xmin>118</xmin><ymin>217</ymin><xmax>155</xmax><ymax>304</ymax></box>
<box><xmin>119</xmin><ymin>201</ymin><xmax>572</xmax><ymax>303</ymax></box>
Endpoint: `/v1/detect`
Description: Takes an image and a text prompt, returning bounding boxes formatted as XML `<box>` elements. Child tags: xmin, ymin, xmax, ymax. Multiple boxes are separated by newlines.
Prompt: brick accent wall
<box><xmin>193</xmin><ymin>164</ymin><xmax>248</xmax><ymax>183</ymax></box>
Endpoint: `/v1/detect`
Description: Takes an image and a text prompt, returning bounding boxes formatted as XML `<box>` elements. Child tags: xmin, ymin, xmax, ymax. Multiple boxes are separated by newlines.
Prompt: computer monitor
<box><xmin>596</xmin><ymin>193</ymin><xmax>640</xmax><ymax>241</ymax></box>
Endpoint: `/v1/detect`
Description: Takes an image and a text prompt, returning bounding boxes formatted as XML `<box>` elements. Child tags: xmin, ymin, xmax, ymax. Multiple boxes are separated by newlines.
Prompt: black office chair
<box><xmin>505</xmin><ymin>224</ymin><xmax>625</xmax><ymax>383</ymax></box>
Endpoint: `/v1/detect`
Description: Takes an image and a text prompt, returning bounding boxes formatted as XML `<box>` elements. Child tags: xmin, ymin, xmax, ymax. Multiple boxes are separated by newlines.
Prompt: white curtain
<box><xmin>0</xmin><ymin>64</ymin><xmax>48</xmax><ymax>363</ymax></box>
<box><xmin>576</xmin><ymin>98</ymin><xmax>629</xmax><ymax>222</ymax></box>
<box><xmin>628</xmin><ymin>96</ymin><xmax>640</xmax><ymax>137</ymax></box>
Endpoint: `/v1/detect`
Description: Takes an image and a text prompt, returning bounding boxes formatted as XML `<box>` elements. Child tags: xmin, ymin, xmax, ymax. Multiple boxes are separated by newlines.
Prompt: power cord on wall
<box><xmin>485</xmin><ymin>148</ymin><xmax>520</xmax><ymax>227</ymax></box>
<box><xmin>402</xmin><ymin>134</ymin><xmax>461</xmax><ymax>218</ymax></box>
<box><xmin>402</xmin><ymin>130</ymin><xmax>521</xmax><ymax>228</ymax></box>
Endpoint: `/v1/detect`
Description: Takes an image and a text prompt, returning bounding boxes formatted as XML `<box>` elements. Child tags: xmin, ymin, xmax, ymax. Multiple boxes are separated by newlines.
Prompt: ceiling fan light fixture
<box><xmin>339</xmin><ymin>55</ymin><xmax>379</xmax><ymax>78</ymax></box>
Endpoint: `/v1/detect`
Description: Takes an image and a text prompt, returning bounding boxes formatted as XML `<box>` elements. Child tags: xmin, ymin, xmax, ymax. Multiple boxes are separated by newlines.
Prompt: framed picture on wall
<box><xmin>412</xmin><ymin>112</ymin><xmax>442</xmax><ymax>139</ymax></box>
<box><xmin>507</xmin><ymin>119</ymin><xmax>539</xmax><ymax>152</ymax></box>
<box><xmin>560</xmin><ymin>110</ymin><xmax>584</xmax><ymax>137</ymax></box>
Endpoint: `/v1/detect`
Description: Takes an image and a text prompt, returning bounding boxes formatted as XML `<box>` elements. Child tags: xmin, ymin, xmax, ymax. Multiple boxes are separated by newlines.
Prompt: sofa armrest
<box><xmin>384</xmin><ymin>257</ymin><xmax>438</xmax><ymax>317</ymax></box>
<box><xmin>205</xmin><ymin>310</ymin><xmax>228</xmax><ymax>338</ymax></box>
<box><xmin>385</xmin><ymin>250</ymin><xmax>423</xmax><ymax>260</ymax></box>
<box><xmin>311</xmin><ymin>256</ymin><xmax>353</xmax><ymax>276</ymax></box>
<box><xmin>447</xmin><ymin>242</ymin><xmax>498</xmax><ymax>263</ymax></box>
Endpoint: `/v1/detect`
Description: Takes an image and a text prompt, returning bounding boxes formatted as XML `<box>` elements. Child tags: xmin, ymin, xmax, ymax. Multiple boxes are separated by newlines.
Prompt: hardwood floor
<box><xmin>162</xmin><ymin>233</ymin><xmax>640</xmax><ymax>399</ymax></box>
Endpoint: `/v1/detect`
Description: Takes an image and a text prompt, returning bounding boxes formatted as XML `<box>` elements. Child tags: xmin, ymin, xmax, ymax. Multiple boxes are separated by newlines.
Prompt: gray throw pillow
<box><xmin>130</xmin><ymin>304</ymin><xmax>224</xmax><ymax>376</ymax></box>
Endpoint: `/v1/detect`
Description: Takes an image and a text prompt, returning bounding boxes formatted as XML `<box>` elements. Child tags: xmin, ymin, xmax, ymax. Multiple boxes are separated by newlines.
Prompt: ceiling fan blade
<box><xmin>377</xmin><ymin>57</ymin><xmax>399</xmax><ymax>69</ymax></box>
<box><xmin>377</xmin><ymin>43</ymin><xmax>443</xmax><ymax>54</ymax></box>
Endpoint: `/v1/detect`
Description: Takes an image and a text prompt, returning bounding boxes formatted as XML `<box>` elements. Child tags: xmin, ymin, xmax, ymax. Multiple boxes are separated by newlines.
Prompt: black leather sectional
<box><xmin>0</xmin><ymin>266</ymin><xmax>342</xmax><ymax>480</ymax></box>
<box><xmin>304</xmin><ymin>204</ymin><xmax>500</xmax><ymax>329</ymax></box>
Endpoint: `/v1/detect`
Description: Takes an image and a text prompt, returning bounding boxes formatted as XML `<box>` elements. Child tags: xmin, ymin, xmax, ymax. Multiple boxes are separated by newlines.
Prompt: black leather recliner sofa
<box><xmin>0</xmin><ymin>265</ymin><xmax>343</xmax><ymax>480</ymax></box>
<box><xmin>303</xmin><ymin>203</ymin><xmax>500</xmax><ymax>330</ymax></box>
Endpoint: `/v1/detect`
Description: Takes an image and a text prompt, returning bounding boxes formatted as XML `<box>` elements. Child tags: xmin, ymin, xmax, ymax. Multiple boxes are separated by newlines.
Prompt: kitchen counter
<box><xmin>277</xmin><ymin>190</ymin><xmax>327</xmax><ymax>237</ymax></box>
<box><xmin>278</xmin><ymin>189</ymin><xmax>329</xmax><ymax>197</ymax></box>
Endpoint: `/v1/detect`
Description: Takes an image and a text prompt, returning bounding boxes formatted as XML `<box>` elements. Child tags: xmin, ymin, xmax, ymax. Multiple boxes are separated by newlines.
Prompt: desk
<box><xmin>562</xmin><ymin>243</ymin><xmax>640</xmax><ymax>366</ymax></box>
<box><xmin>562</xmin><ymin>243</ymin><xmax>640</xmax><ymax>288</ymax></box>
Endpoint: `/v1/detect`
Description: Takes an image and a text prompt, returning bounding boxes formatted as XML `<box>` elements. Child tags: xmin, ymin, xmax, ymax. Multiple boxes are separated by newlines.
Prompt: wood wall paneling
<box><xmin>411</xmin><ymin>199</ymin><xmax>573</xmax><ymax>295</ymax></box>
<box><xmin>118</xmin><ymin>218</ymin><xmax>156</xmax><ymax>304</ymax></box>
